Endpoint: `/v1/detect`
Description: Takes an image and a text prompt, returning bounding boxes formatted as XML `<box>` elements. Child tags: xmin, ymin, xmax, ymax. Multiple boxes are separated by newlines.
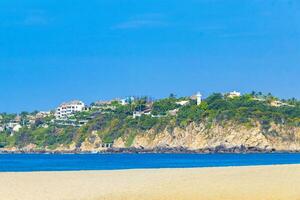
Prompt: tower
<box><xmin>196</xmin><ymin>92</ymin><xmax>202</xmax><ymax>105</ymax></box>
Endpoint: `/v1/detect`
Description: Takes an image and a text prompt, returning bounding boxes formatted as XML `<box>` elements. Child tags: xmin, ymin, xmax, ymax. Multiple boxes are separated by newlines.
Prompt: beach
<box><xmin>1</xmin><ymin>164</ymin><xmax>300</xmax><ymax>200</ymax></box>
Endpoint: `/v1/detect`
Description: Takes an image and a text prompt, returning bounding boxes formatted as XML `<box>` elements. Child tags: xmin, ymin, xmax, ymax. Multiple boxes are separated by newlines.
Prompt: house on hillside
<box><xmin>270</xmin><ymin>100</ymin><xmax>293</xmax><ymax>107</ymax></box>
<box><xmin>120</xmin><ymin>96</ymin><xmax>135</xmax><ymax>105</ymax></box>
<box><xmin>55</xmin><ymin>100</ymin><xmax>85</xmax><ymax>119</ymax></box>
<box><xmin>36</xmin><ymin>111</ymin><xmax>51</xmax><ymax>118</ymax></box>
<box><xmin>227</xmin><ymin>91</ymin><xmax>241</xmax><ymax>98</ymax></box>
<box><xmin>90</xmin><ymin>100</ymin><xmax>117</xmax><ymax>111</ymax></box>
<box><xmin>7</xmin><ymin>122</ymin><xmax>22</xmax><ymax>133</ymax></box>
<box><xmin>133</xmin><ymin>108</ymin><xmax>152</xmax><ymax>119</ymax></box>
<box><xmin>176</xmin><ymin>100</ymin><xmax>190</xmax><ymax>106</ymax></box>
<box><xmin>168</xmin><ymin>108</ymin><xmax>179</xmax><ymax>116</ymax></box>
<box><xmin>190</xmin><ymin>92</ymin><xmax>202</xmax><ymax>105</ymax></box>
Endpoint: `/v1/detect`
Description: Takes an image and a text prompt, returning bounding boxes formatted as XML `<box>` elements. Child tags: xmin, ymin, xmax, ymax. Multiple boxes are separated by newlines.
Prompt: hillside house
<box><xmin>227</xmin><ymin>91</ymin><xmax>241</xmax><ymax>98</ymax></box>
<box><xmin>55</xmin><ymin>100</ymin><xmax>85</xmax><ymax>119</ymax></box>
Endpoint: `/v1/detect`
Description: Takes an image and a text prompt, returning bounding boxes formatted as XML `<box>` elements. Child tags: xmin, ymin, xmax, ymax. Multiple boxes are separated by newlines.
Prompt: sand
<box><xmin>1</xmin><ymin>164</ymin><xmax>300</xmax><ymax>200</ymax></box>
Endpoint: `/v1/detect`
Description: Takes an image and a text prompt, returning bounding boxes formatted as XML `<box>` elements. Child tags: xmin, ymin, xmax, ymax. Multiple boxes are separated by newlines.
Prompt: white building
<box><xmin>120</xmin><ymin>97</ymin><xmax>135</xmax><ymax>105</ymax></box>
<box><xmin>270</xmin><ymin>100</ymin><xmax>293</xmax><ymax>107</ymax></box>
<box><xmin>168</xmin><ymin>108</ymin><xmax>179</xmax><ymax>116</ymax></box>
<box><xmin>176</xmin><ymin>100</ymin><xmax>190</xmax><ymax>106</ymax></box>
<box><xmin>12</xmin><ymin>124</ymin><xmax>22</xmax><ymax>132</ymax></box>
<box><xmin>190</xmin><ymin>92</ymin><xmax>202</xmax><ymax>105</ymax></box>
<box><xmin>133</xmin><ymin>109</ymin><xmax>151</xmax><ymax>119</ymax></box>
<box><xmin>196</xmin><ymin>92</ymin><xmax>202</xmax><ymax>105</ymax></box>
<box><xmin>55</xmin><ymin>100</ymin><xmax>85</xmax><ymax>119</ymax></box>
<box><xmin>7</xmin><ymin>122</ymin><xmax>22</xmax><ymax>133</ymax></box>
<box><xmin>36</xmin><ymin>111</ymin><xmax>51</xmax><ymax>118</ymax></box>
<box><xmin>228</xmin><ymin>91</ymin><xmax>241</xmax><ymax>98</ymax></box>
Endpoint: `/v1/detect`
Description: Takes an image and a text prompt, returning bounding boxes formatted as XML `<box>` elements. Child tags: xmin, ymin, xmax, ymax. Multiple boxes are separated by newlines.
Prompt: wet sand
<box><xmin>1</xmin><ymin>164</ymin><xmax>300</xmax><ymax>200</ymax></box>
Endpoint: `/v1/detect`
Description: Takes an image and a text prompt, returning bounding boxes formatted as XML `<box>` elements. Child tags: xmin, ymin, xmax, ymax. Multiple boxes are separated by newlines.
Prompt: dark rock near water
<box><xmin>1</xmin><ymin>145</ymin><xmax>299</xmax><ymax>154</ymax></box>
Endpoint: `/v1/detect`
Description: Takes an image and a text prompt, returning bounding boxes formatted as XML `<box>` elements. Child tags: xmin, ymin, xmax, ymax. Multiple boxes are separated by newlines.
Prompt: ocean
<box><xmin>1</xmin><ymin>153</ymin><xmax>300</xmax><ymax>172</ymax></box>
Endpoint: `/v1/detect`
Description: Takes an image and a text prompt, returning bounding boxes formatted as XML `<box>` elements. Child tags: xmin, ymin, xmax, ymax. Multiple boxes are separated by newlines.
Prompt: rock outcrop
<box><xmin>113</xmin><ymin>122</ymin><xmax>300</xmax><ymax>152</ymax></box>
<box><xmin>2</xmin><ymin>121</ymin><xmax>300</xmax><ymax>153</ymax></box>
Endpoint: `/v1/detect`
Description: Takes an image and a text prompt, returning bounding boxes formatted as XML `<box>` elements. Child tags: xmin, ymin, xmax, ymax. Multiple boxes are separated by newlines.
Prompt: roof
<box><xmin>59</xmin><ymin>100</ymin><xmax>85</xmax><ymax>107</ymax></box>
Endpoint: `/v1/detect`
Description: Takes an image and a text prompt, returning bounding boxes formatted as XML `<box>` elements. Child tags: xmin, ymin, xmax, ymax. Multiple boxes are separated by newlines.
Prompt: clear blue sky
<box><xmin>0</xmin><ymin>0</ymin><xmax>300</xmax><ymax>113</ymax></box>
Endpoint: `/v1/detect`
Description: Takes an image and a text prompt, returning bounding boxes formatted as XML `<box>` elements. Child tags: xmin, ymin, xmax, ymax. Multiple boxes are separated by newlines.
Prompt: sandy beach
<box><xmin>2</xmin><ymin>164</ymin><xmax>300</xmax><ymax>200</ymax></box>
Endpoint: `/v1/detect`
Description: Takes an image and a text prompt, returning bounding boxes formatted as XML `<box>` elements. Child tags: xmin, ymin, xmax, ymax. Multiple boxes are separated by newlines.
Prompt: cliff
<box><xmin>1</xmin><ymin>93</ymin><xmax>300</xmax><ymax>153</ymax></box>
<box><xmin>112</xmin><ymin>122</ymin><xmax>300</xmax><ymax>152</ymax></box>
<box><xmin>2</xmin><ymin>121</ymin><xmax>300</xmax><ymax>153</ymax></box>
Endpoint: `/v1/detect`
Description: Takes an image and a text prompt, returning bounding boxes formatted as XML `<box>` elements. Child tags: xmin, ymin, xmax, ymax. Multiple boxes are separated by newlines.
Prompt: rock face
<box><xmin>113</xmin><ymin>122</ymin><xmax>300</xmax><ymax>152</ymax></box>
<box><xmin>2</xmin><ymin>122</ymin><xmax>300</xmax><ymax>153</ymax></box>
<box><xmin>80</xmin><ymin>133</ymin><xmax>103</xmax><ymax>152</ymax></box>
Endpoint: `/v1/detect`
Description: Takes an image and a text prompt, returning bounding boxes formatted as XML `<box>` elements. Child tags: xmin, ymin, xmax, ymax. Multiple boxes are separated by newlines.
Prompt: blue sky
<box><xmin>0</xmin><ymin>0</ymin><xmax>300</xmax><ymax>113</ymax></box>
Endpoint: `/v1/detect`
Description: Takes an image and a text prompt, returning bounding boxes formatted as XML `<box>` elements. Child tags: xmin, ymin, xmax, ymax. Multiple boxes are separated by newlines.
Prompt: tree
<box><xmin>169</xmin><ymin>93</ymin><xmax>177</xmax><ymax>99</ymax></box>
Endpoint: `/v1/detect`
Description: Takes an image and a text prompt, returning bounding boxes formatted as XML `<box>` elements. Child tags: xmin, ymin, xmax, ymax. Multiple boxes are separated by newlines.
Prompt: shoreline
<box><xmin>2</xmin><ymin>163</ymin><xmax>300</xmax><ymax>173</ymax></box>
<box><xmin>1</xmin><ymin>164</ymin><xmax>300</xmax><ymax>200</ymax></box>
<box><xmin>2</xmin><ymin>153</ymin><xmax>300</xmax><ymax>173</ymax></box>
<box><xmin>2</xmin><ymin>145</ymin><xmax>300</xmax><ymax>154</ymax></box>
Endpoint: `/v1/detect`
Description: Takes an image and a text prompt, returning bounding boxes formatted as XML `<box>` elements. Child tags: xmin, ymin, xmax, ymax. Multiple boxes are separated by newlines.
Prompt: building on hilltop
<box><xmin>196</xmin><ymin>92</ymin><xmax>202</xmax><ymax>105</ymax></box>
<box><xmin>92</xmin><ymin>100</ymin><xmax>112</xmax><ymax>106</ymax></box>
<box><xmin>120</xmin><ymin>96</ymin><xmax>135</xmax><ymax>105</ymax></box>
<box><xmin>55</xmin><ymin>100</ymin><xmax>85</xmax><ymax>119</ymax></box>
<box><xmin>270</xmin><ymin>100</ymin><xmax>293</xmax><ymax>107</ymax></box>
<box><xmin>168</xmin><ymin>108</ymin><xmax>179</xmax><ymax>116</ymax></box>
<box><xmin>227</xmin><ymin>91</ymin><xmax>241</xmax><ymax>98</ymax></box>
<box><xmin>190</xmin><ymin>92</ymin><xmax>202</xmax><ymax>105</ymax></box>
<box><xmin>90</xmin><ymin>100</ymin><xmax>117</xmax><ymax>111</ymax></box>
<box><xmin>36</xmin><ymin>111</ymin><xmax>51</xmax><ymax>118</ymax></box>
<box><xmin>132</xmin><ymin>108</ymin><xmax>152</xmax><ymax>119</ymax></box>
<box><xmin>6</xmin><ymin>122</ymin><xmax>22</xmax><ymax>133</ymax></box>
<box><xmin>176</xmin><ymin>100</ymin><xmax>190</xmax><ymax>106</ymax></box>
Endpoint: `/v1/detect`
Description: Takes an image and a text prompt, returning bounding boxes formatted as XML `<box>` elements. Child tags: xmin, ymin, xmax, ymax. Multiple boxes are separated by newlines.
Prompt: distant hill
<box><xmin>1</xmin><ymin>92</ymin><xmax>300</xmax><ymax>153</ymax></box>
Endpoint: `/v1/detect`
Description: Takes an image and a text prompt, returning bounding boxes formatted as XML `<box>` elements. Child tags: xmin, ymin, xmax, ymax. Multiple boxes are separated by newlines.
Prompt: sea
<box><xmin>1</xmin><ymin>153</ymin><xmax>300</xmax><ymax>172</ymax></box>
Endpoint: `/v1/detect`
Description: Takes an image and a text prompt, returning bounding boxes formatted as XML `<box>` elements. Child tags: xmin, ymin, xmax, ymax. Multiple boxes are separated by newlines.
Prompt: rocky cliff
<box><xmin>112</xmin><ymin>122</ymin><xmax>300</xmax><ymax>152</ymax></box>
<box><xmin>2</xmin><ymin>121</ymin><xmax>300</xmax><ymax>153</ymax></box>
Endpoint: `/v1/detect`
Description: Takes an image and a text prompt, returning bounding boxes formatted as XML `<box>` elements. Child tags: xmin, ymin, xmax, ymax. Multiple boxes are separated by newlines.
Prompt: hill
<box><xmin>1</xmin><ymin>92</ymin><xmax>300</xmax><ymax>153</ymax></box>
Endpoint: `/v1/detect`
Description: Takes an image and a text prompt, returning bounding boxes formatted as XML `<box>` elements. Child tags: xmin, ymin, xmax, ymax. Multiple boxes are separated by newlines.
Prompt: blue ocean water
<box><xmin>0</xmin><ymin>153</ymin><xmax>300</xmax><ymax>172</ymax></box>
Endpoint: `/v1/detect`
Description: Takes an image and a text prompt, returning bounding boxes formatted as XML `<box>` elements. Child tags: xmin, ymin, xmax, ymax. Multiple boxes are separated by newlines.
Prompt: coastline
<box><xmin>2</xmin><ymin>145</ymin><xmax>299</xmax><ymax>154</ymax></box>
<box><xmin>1</xmin><ymin>164</ymin><xmax>300</xmax><ymax>200</ymax></box>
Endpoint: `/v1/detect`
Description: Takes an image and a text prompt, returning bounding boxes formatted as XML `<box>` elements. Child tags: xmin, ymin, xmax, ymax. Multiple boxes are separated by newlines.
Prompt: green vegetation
<box><xmin>125</xmin><ymin>131</ymin><xmax>137</xmax><ymax>147</ymax></box>
<box><xmin>0</xmin><ymin>92</ymin><xmax>299</xmax><ymax>149</ymax></box>
<box><xmin>151</xmin><ymin>97</ymin><xmax>180</xmax><ymax>115</ymax></box>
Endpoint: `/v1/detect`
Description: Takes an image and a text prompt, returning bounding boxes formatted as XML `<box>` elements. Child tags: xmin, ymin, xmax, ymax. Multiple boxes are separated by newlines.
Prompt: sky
<box><xmin>0</xmin><ymin>0</ymin><xmax>300</xmax><ymax>113</ymax></box>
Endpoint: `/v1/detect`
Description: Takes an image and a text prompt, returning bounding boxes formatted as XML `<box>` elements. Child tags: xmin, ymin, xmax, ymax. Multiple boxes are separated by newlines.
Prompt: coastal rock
<box><xmin>113</xmin><ymin>121</ymin><xmax>300</xmax><ymax>152</ymax></box>
<box><xmin>79</xmin><ymin>133</ymin><xmax>105</xmax><ymax>152</ymax></box>
<box><xmin>2</xmin><ymin>121</ymin><xmax>300</xmax><ymax>153</ymax></box>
